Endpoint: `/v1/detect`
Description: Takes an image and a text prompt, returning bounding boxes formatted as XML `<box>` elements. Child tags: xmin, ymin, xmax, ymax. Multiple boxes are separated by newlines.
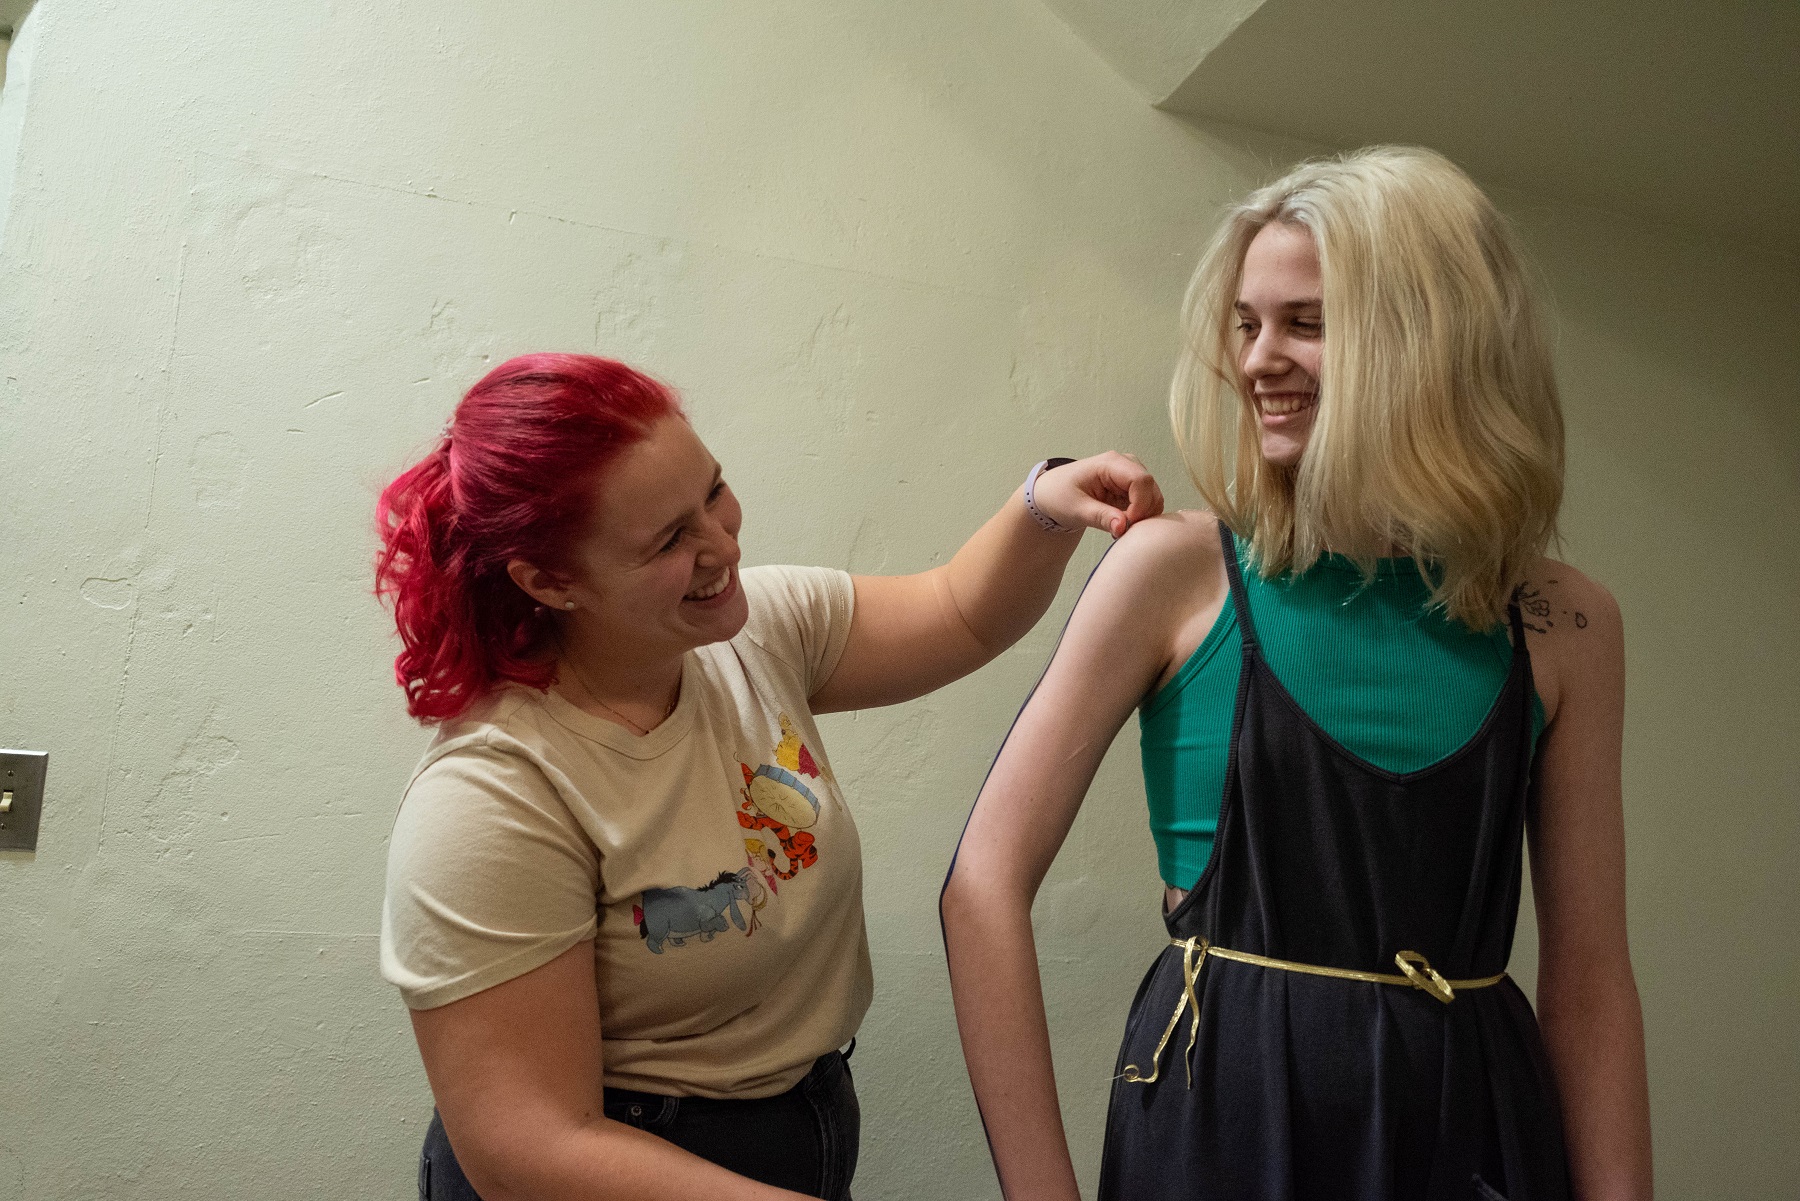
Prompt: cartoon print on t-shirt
<box><xmin>634</xmin><ymin>867</ymin><xmax>765</xmax><ymax>953</ymax></box>
<box><xmin>632</xmin><ymin>714</ymin><xmax>825</xmax><ymax>954</ymax></box>
<box><xmin>740</xmin><ymin>714</ymin><xmax>824</xmax><ymax>890</ymax></box>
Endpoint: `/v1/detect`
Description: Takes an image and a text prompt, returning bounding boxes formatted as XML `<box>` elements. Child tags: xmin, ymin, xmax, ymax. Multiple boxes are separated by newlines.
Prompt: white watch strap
<box><xmin>1024</xmin><ymin>458</ymin><xmax>1077</xmax><ymax>534</ymax></box>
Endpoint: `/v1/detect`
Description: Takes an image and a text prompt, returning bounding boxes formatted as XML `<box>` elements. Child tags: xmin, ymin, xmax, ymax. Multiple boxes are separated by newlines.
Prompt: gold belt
<box><xmin>1121</xmin><ymin>937</ymin><xmax>1508</xmax><ymax>1088</ymax></box>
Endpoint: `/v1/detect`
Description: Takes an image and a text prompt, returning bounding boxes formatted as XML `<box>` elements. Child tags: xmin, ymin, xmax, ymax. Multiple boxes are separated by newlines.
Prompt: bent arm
<box><xmin>809</xmin><ymin>453</ymin><xmax>1162</xmax><ymax>713</ymax></box>
<box><xmin>1526</xmin><ymin>574</ymin><xmax>1653</xmax><ymax>1199</ymax></box>
<box><xmin>409</xmin><ymin>942</ymin><xmax>808</xmax><ymax>1201</ymax></box>
<box><xmin>941</xmin><ymin>518</ymin><xmax>1213</xmax><ymax>1200</ymax></box>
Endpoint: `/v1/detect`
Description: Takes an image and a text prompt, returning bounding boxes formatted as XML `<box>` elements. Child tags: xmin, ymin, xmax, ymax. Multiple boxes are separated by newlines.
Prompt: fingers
<box><xmin>1079</xmin><ymin>501</ymin><xmax>1130</xmax><ymax>539</ymax></box>
<box><xmin>1050</xmin><ymin>451</ymin><xmax>1162</xmax><ymax>539</ymax></box>
<box><xmin>1123</xmin><ymin>469</ymin><xmax>1164</xmax><ymax>525</ymax></box>
<box><xmin>1089</xmin><ymin>452</ymin><xmax>1162</xmax><ymax>534</ymax></box>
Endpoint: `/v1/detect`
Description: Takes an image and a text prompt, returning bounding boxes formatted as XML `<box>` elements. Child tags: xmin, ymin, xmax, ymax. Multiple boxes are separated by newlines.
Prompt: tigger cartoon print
<box><xmin>740</xmin><ymin>714</ymin><xmax>827</xmax><ymax>890</ymax></box>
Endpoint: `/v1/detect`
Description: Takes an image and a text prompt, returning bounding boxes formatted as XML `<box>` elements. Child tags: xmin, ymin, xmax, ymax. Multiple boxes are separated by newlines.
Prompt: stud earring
<box><xmin>564</xmin><ymin>601</ymin><xmax>576</xmax><ymax>610</ymax></box>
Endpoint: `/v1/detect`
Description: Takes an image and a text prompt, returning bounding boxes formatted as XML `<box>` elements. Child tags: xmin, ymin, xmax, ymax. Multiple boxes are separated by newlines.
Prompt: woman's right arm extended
<box><xmin>409</xmin><ymin>941</ymin><xmax>808</xmax><ymax>1201</ymax></box>
<box><xmin>941</xmin><ymin>512</ymin><xmax>1227</xmax><ymax>1201</ymax></box>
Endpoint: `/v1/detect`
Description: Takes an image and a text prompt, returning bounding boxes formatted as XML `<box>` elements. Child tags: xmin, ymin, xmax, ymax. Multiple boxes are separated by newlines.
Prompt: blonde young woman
<box><xmin>943</xmin><ymin>148</ymin><xmax>1653</xmax><ymax>1200</ymax></box>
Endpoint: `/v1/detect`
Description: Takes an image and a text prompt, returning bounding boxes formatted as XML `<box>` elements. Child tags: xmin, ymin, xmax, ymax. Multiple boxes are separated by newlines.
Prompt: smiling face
<box><xmin>514</xmin><ymin>414</ymin><xmax>749</xmax><ymax>672</ymax></box>
<box><xmin>1235</xmin><ymin>221</ymin><xmax>1324</xmax><ymax>470</ymax></box>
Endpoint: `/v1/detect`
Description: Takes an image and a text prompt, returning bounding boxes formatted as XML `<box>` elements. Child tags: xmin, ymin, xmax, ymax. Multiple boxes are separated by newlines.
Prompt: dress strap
<box><xmin>1505</xmin><ymin>587</ymin><xmax>1527</xmax><ymax>648</ymax></box>
<box><xmin>1217</xmin><ymin>523</ymin><xmax>1260</xmax><ymax>650</ymax></box>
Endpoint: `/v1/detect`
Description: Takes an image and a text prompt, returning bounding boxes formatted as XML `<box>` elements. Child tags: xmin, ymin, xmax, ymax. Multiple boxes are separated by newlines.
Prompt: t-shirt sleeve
<box><xmin>380</xmin><ymin>739</ymin><xmax>601</xmax><ymax>1010</ymax></box>
<box><xmin>738</xmin><ymin>565</ymin><xmax>856</xmax><ymax>696</ymax></box>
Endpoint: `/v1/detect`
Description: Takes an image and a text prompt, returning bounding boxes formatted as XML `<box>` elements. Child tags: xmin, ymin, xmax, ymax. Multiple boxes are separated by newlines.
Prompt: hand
<box><xmin>1031</xmin><ymin>452</ymin><xmax>1164</xmax><ymax>538</ymax></box>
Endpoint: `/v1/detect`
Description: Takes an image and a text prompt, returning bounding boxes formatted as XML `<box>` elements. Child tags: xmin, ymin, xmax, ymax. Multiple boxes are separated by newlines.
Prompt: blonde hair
<box><xmin>1172</xmin><ymin>145</ymin><xmax>1562</xmax><ymax>629</ymax></box>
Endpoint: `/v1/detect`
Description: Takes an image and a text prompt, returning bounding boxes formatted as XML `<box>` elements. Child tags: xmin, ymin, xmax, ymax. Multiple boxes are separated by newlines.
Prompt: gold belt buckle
<box><xmin>1393</xmin><ymin>950</ymin><xmax>1456</xmax><ymax>1003</ymax></box>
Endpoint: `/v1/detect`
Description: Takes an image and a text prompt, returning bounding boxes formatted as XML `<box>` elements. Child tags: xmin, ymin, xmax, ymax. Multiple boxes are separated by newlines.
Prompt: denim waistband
<box><xmin>603</xmin><ymin>1045</ymin><xmax>853</xmax><ymax>1109</ymax></box>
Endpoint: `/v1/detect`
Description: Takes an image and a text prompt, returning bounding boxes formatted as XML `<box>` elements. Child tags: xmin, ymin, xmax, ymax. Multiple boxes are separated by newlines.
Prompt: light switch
<box><xmin>0</xmin><ymin>749</ymin><xmax>48</xmax><ymax>851</ymax></box>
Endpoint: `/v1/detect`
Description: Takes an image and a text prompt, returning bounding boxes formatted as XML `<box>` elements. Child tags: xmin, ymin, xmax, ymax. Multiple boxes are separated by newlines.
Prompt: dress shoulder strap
<box><xmin>1217</xmin><ymin>523</ymin><xmax>1261</xmax><ymax>650</ymax></box>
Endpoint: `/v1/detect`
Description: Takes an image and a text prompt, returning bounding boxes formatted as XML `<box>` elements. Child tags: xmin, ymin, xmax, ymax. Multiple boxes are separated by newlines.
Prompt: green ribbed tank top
<box><xmin>1139</xmin><ymin>543</ymin><xmax>1546</xmax><ymax>890</ymax></box>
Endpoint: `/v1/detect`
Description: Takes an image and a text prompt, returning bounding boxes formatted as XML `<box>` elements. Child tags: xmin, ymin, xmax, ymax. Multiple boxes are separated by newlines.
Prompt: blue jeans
<box><xmin>419</xmin><ymin>1049</ymin><xmax>860</xmax><ymax>1200</ymax></box>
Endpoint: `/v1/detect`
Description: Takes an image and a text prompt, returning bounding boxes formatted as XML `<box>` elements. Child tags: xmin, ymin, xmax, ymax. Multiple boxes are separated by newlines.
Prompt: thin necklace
<box><xmin>559</xmin><ymin>642</ymin><xmax>680</xmax><ymax>737</ymax></box>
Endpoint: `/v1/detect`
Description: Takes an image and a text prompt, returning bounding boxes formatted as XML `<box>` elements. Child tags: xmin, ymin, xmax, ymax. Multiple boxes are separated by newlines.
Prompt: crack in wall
<box><xmin>91</xmin><ymin>593</ymin><xmax>145</xmax><ymax>848</ymax></box>
<box><xmin>138</xmin><ymin>238</ymin><xmax>189</xmax><ymax>533</ymax></box>
<box><xmin>89</xmin><ymin>227</ymin><xmax>188</xmax><ymax>854</ymax></box>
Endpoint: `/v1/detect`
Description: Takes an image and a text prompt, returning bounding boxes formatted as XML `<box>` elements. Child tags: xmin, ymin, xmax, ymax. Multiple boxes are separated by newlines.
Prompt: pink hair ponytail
<box><xmin>374</xmin><ymin>354</ymin><xmax>679</xmax><ymax>723</ymax></box>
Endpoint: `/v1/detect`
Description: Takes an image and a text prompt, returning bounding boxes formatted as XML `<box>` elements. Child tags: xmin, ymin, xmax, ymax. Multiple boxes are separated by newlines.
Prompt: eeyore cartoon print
<box><xmin>634</xmin><ymin>867</ymin><xmax>759</xmax><ymax>953</ymax></box>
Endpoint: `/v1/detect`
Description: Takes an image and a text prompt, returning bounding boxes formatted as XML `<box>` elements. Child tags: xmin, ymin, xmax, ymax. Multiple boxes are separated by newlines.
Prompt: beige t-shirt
<box><xmin>380</xmin><ymin>565</ymin><xmax>871</xmax><ymax>1099</ymax></box>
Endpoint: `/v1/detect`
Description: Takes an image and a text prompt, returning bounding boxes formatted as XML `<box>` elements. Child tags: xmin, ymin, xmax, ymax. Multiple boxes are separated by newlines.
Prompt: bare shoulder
<box><xmin>1077</xmin><ymin>510</ymin><xmax>1230</xmax><ymax>693</ymax></box>
<box><xmin>1106</xmin><ymin>508</ymin><xmax>1227</xmax><ymax>572</ymax></box>
<box><xmin>1516</xmin><ymin>557</ymin><xmax>1624</xmax><ymax>724</ymax></box>
<box><xmin>1091</xmin><ymin>510</ymin><xmax>1226</xmax><ymax>605</ymax></box>
<box><xmin>1515</xmin><ymin>557</ymin><xmax>1622</xmax><ymax>639</ymax></box>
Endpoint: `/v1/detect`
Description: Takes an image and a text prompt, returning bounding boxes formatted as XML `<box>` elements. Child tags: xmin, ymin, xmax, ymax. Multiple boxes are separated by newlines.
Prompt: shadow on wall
<box><xmin>0</xmin><ymin>0</ymin><xmax>37</xmax><ymax>255</ymax></box>
<box><xmin>0</xmin><ymin>1</ymin><xmax>35</xmax><ymax>91</ymax></box>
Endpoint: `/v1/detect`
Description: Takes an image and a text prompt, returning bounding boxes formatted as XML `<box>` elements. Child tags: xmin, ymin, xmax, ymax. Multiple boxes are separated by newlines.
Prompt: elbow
<box><xmin>443</xmin><ymin>1119</ymin><xmax>590</xmax><ymax>1201</ymax></box>
<box><xmin>939</xmin><ymin>855</ymin><xmax>992</xmax><ymax>925</ymax></box>
<box><xmin>452</xmin><ymin>1144</ymin><xmax>523</xmax><ymax>1201</ymax></box>
<box><xmin>939</xmin><ymin>864</ymin><xmax>974</xmax><ymax>928</ymax></box>
<box><xmin>939</xmin><ymin>870</ymin><xmax>986</xmax><ymax>973</ymax></box>
<box><xmin>932</xmin><ymin>569</ymin><xmax>1017</xmax><ymax>669</ymax></box>
<box><xmin>940</xmin><ymin>860</ymin><xmax>1031</xmax><ymax>935</ymax></box>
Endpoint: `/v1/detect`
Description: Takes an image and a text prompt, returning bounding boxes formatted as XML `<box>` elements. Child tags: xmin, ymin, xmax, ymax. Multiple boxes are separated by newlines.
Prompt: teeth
<box><xmin>1259</xmin><ymin>394</ymin><xmax>1317</xmax><ymax>416</ymax></box>
<box><xmin>685</xmin><ymin>571</ymin><xmax>730</xmax><ymax>601</ymax></box>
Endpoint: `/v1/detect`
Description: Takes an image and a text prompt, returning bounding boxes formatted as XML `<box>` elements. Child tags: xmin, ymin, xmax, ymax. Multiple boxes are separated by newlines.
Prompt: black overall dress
<box><xmin>1098</xmin><ymin>527</ymin><xmax>1571</xmax><ymax>1201</ymax></box>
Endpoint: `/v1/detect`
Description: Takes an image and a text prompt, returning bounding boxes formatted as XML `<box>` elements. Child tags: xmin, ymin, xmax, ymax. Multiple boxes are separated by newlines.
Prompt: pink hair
<box><xmin>375</xmin><ymin>353</ymin><xmax>680</xmax><ymax>723</ymax></box>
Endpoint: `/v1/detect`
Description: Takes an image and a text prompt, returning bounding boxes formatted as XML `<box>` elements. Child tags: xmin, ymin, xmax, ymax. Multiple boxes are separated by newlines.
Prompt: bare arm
<box><xmin>409</xmin><ymin>942</ymin><xmax>809</xmax><ymax>1201</ymax></box>
<box><xmin>809</xmin><ymin>453</ymin><xmax>1163</xmax><ymax>714</ymax></box>
<box><xmin>1523</xmin><ymin>565</ymin><xmax>1654</xmax><ymax>1199</ymax></box>
<box><xmin>940</xmin><ymin>514</ymin><xmax>1225</xmax><ymax>1200</ymax></box>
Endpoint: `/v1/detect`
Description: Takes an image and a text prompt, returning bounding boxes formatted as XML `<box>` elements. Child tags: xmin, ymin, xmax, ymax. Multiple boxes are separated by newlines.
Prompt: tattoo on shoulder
<box><xmin>1514</xmin><ymin>580</ymin><xmax>1587</xmax><ymax>635</ymax></box>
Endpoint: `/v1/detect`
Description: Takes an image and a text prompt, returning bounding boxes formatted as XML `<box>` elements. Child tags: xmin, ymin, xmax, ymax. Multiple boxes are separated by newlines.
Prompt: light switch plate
<box><xmin>0</xmin><ymin>749</ymin><xmax>48</xmax><ymax>852</ymax></box>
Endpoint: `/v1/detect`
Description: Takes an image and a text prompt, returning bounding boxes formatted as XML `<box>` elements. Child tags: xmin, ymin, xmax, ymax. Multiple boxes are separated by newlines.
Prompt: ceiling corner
<box><xmin>1036</xmin><ymin>0</ymin><xmax>1270</xmax><ymax>104</ymax></box>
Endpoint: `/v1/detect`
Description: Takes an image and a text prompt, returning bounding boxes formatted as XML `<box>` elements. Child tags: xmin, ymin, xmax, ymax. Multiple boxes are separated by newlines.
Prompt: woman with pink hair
<box><xmin>375</xmin><ymin>352</ymin><xmax>1162</xmax><ymax>1200</ymax></box>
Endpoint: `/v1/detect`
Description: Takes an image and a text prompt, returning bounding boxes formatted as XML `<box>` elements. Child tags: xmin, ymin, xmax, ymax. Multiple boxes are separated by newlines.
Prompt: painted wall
<box><xmin>1495</xmin><ymin>195</ymin><xmax>1800</xmax><ymax>1195</ymax></box>
<box><xmin>0</xmin><ymin>3</ymin><xmax>1793</xmax><ymax>1199</ymax></box>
